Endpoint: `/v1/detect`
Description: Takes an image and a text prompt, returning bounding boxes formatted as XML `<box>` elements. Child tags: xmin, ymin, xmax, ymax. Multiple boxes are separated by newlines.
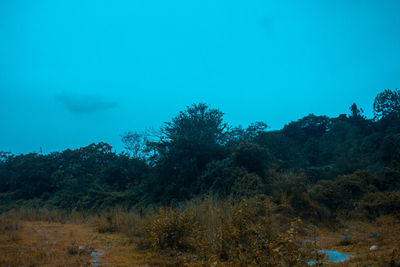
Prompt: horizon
<box><xmin>0</xmin><ymin>99</ymin><xmax>383</xmax><ymax>156</ymax></box>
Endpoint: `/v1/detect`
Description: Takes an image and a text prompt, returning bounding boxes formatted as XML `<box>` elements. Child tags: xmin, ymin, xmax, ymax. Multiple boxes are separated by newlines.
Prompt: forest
<box><xmin>0</xmin><ymin>88</ymin><xmax>400</xmax><ymax>266</ymax></box>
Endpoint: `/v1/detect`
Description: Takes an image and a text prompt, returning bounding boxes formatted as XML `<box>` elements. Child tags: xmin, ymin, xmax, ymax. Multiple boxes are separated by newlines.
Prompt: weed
<box><xmin>67</xmin><ymin>240</ymin><xmax>79</xmax><ymax>255</ymax></box>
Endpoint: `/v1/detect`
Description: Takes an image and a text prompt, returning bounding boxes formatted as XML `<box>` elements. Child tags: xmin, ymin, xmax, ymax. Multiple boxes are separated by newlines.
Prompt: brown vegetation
<box><xmin>1</xmin><ymin>204</ymin><xmax>400</xmax><ymax>266</ymax></box>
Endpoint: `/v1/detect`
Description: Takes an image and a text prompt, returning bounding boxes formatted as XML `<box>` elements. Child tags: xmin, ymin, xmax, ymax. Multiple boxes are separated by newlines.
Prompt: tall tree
<box><xmin>349</xmin><ymin>103</ymin><xmax>365</xmax><ymax>119</ymax></box>
<box><xmin>373</xmin><ymin>88</ymin><xmax>400</xmax><ymax>119</ymax></box>
<box><xmin>149</xmin><ymin>103</ymin><xmax>229</xmax><ymax>201</ymax></box>
<box><xmin>121</xmin><ymin>131</ymin><xmax>148</xmax><ymax>159</ymax></box>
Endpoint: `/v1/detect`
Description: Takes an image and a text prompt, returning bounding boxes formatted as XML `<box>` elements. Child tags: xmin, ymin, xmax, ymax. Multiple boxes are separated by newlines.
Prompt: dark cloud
<box><xmin>56</xmin><ymin>92</ymin><xmax>117</xmax><ymax>114</ymax></box>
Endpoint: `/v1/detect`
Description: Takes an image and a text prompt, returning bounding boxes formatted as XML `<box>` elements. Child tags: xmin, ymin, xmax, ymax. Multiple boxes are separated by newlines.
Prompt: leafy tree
<box><xmin>120</xmin><ymin>131</ymin><xmax>155</xmax><ymax>160</ymax></box>
<box><xmin>2</xmin><ymin>153</ymin><xmax>58</xmax><ymax>199</ymax></box>
<box><xmin>232</xmin><ymin>143</ymin><xmax>271</xmax><ymax>176</ymax></box>
<box><xmin>349</xmin><ymin>103</ymin><xmax>365</xmax><ymax>119</ymax></box>
<box><xmin>318</xmin><ymin>119</ymin><xmax>366</xmax><ymax>171</ymax></box>
<box><xmin>148</xmin><ymin>103</ymin><xmax>229</xmax><ymax>201</ymax></box>
<box><xmin>380</xmin><ymin>133</ymin><xmax>400</xmax><ymax>163</ymax></box>
<box><xmin>313</xmin><ymin>170</ymin><xmax>379</xmax><ymax>212</ymax></box>
<box><xmin>255</xmin><ymin>131</ymin><xmax>302</xmax><ymax>169</ymax></box>
<box><xmin>227</xmin><ymin>122</ymin><xmax>268</xmax><ymax>145</ymax></box>
<box><xmin>283</xmin><ymin>114</ymin><xmax>331</xmax><ymax>143</ymax></box>
<box><xmin>99</xmin><ymin>154</ymin><xmax>149</xmax><ymax>190</ymax></box>
<box><xmin>198</xmin><ymin>159</ymin><xmax>247</xmax><ymax>196</ymax></box>
<box><xmin>0</xmin><ymin>152</ymin><xmax>12</xmax><ymax>189</ymax></box>
<box><xmin>373</xmin><ymin>88</ymin><xmax>400</xmax><ymax>119</ymax></box>
<box><xmin>121</xmin><ymin>131</ymin><xmax>146</xmax><ymax>159</ymax></box>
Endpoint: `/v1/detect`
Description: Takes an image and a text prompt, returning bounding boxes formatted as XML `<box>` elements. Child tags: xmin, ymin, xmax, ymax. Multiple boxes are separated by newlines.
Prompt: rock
<box><xmin>369</xmin><ymin>245</ymin><xmax>378</xmax><ymax>251</ymax></box>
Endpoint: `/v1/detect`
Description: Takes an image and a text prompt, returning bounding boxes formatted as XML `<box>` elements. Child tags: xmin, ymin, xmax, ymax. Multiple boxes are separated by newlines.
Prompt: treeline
<box><xmin>1</xmin><ymin>89</ymin><xmax>400</xmax><ymax>221</ymax></box>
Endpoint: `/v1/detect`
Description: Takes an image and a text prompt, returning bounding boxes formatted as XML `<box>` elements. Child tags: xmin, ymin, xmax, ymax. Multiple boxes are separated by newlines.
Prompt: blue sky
<box><xmin>1</xmin><ymin>0</ymin><xmax>399</xmax><ymax>154</ymax></box>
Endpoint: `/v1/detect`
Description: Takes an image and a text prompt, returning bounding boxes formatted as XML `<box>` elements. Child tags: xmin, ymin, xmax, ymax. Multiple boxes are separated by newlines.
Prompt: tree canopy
<box><xmin>374</xmin><ymin>88</ymin><xmax>400</xmax><ymax>119</ymax></box>
<box><xmin>1</xmin><ymin>89</ymin><xmax>400</xmax><ymax>221</ymax></box>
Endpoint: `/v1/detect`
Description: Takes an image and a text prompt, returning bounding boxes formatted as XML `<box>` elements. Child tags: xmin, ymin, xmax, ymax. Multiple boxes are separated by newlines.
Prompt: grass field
<box><xmin>0</xmin><ymin>218</ymin><xmax>167</xmax><ymax>266</ymax></box>
<box><xmin>0</xmin><ymin>210</ymin><xmax>399</xmax><ymax>266</ymax></box>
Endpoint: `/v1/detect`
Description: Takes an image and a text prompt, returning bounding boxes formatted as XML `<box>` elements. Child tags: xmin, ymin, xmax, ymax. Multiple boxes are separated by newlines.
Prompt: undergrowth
<box><xmin>95</xmin><ymin>196</ymin><xmax>317</xmax><ymax>266</ymax></box>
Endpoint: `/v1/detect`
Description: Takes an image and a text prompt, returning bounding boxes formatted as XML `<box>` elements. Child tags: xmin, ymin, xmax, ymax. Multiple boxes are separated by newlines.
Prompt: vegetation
<box><xmin>1</xmin><ymin>88</ymin><xmax>400</xmax><ymax>265</ymax></box>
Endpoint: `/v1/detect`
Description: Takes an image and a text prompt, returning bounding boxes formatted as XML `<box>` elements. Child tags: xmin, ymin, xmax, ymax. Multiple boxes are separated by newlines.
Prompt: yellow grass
<box><xmin>0</xmin><ymin>218</ymin><xmax>172</xmax><ymax>266</ymax></box>
<box><xmin>0</xmin><ymin>220</ymin><xmax>93</xmax><ymax>266</ymax></box>
<box><xmin>0</xmin><ymin>212</ymin><xmax>399</xmax><ymax>266</ymax></box>
<box><xmin>316</xmin><ymin>216</ymin><xmax>400</xmax><ymax>266</ymax></box>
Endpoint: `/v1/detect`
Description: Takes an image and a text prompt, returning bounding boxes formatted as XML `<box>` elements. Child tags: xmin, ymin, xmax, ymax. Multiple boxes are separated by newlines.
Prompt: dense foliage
<box><xmin>1</xmin><ymin>90</ymin><xmax>400</xmax><ymax>221</ymax></box>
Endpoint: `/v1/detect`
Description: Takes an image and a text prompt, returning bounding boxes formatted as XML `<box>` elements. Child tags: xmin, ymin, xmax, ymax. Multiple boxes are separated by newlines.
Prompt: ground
<box><xmin>0</xmin><ymin>219</ymin><xmax>163</xmax><ymax>266</ymax></box>
<box><xmin>316</xmin><ymin>217</ymin><xmax>400</xmax><ymax>266</ymax></box>
<box><xmin>0</xmin><ymin>216</ymin><xmax>399</xmax><ymax>266</ymax></box>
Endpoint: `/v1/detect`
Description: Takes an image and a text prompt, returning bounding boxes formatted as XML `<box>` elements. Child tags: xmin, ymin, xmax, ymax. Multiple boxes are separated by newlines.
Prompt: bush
<box><xmin>204</xmin><ymin>197</ymin><xmax>312</xmax><ymax>266</ymax></box>
<box><xmin>96</xmin><ymin>208</ymin><xmax>126</xmax><ymax>233</ymax></box>
<box><xmin>210</xmin><ymin>196</ymin><xmax>277</xmax><ymax>265</ymax></box>
<box><xmin>98</xmin><ymin>196</ymin><xmax>316</xmax><ymax>266</ymax></box>
<box><xmin>144</xmin><ymin>207</ymin><xmax>200</xmax><ymax>252</ymax></box>
<box><xmin>361</xmin><ymin>191</ymin><xmax>400</xmax><ymax>219</ymax></box>
<box><xmin>313</xmin><ymin>170</ymin><xmax>379</xmax><ymax>213</ymax></box>
<box><xmin>131</xmin><ymin>196</ymin><xmax>314</xmax><ymax>266</ymax></box>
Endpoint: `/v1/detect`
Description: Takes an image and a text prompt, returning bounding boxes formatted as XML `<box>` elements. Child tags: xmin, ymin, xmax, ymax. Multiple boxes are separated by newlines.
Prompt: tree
<box><xmin>349</xmin><ymin>103</ymin><xmax>365</xmax><ymax>119</ymax></box>
<box><xmin>121</xmin><ymin>131</ymin><xmax>147</xmax><ymax>159</ymax></box>
<box><xmin>227</xmin><ymin>122</ymin><xmax>268</xmax><ymax>145</ymax></box>
<box><xmin>283</xmin><ymin>114</ymin><xmax>331</xmax><ymax>143</ymax></box>
<box><xmin>232</xmin><ymin>143</ymin><xmax>271</xmax><ymax>176</ymax></box>
<box><xmin>148</xmin><ymin>103</ymin><xmax>229</xmax><ymax>201</ymax></box>
<box><xmin>3</xmin><ymin>153</ymin><xmax>58</xmax><ymax>199</ymax></box>
<box><xmin>373</xmin><ymin>88</ymin><xmax>400</xmax><ymax>119</ymax></box>
<box><xmin>161</xmin><ymin>103</ymin><xmax>227</xmax><ymax>146</ymax></box>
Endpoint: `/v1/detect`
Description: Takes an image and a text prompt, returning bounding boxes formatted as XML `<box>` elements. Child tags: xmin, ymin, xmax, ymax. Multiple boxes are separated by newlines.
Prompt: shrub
<box><xmin>231</xmin><ymin>172</ymin><xmax>265</xmax><ymax>199</ymax></box>
<box><xmin>95</xmin><ymin>196</ymin><xmax>316</xmax><ymax>266</ymax></box>
<box><xmin>209</xmin><ymin>196</ymin><xmax>277</xmax><ymax>265</ymax></box>
<box><xmin>186</xmin><ymin>196</ymin><xmax>312</xmax><ymax>266</ymax></box>
<box><xmin>144</xmin><ymin>207</ymin><xmax>200</xmax><ymax>252</ymax></box>
<box><xmin>313</xmin><ymin>170</ymin><xmax>379</xmax><ymax>215</ymax></box>
<box><xmin>361</xmin><ymin>191</ymin><xmax>400</xmax><ymax>219</ymax></box>
<box><xmin>268</xmin><ymin>218</ymin><xmax>310</xmax><ymax>266</ymax></box>
<box><xmin>96</xmin><ymin>208</ymin><xmax>126</xmax><ymax>233</ymax></box>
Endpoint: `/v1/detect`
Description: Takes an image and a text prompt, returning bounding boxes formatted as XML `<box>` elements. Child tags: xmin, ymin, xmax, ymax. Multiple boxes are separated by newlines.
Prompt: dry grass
<box><xmin>0</xmin><ymin>220</ymin><xmax>93</xmax><ymax>266</ymax></box>
<box><xmin>104</xmin><ymin>198</ymin><xmax>400</xmax><ymax>266</ymax></box>
<box><xmin>0</xmin><ymin>213</ymin><xmax>169</xmax><ymax>266</ymax></box>
<box><xmin>95</xmin><ymin>196</ymin><xmax>316</xmax><ymax>266</ymax></box>
<box><xmin>316</xmin><ymin>216</ymin><xmax>400</xmax><ymax>266</ymax></box>
<box><xmin>1</xmin><ymin>205</ymin><xmax>399</xmax><ymax>266</ymax></box>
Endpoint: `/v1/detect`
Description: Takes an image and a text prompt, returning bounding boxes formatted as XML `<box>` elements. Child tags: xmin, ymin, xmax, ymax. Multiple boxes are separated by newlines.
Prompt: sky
<box><xmin>0</xmin><ymin>0</ymin><xmax>400</xmax><ymax>154</ymax></box>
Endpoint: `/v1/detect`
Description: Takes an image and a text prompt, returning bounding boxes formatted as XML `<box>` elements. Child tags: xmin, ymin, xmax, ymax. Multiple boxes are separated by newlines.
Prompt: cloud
<box><xmin>56</xmin><ymin>92</ymin><xmax>117</xmax><ymax>114</ymax></box>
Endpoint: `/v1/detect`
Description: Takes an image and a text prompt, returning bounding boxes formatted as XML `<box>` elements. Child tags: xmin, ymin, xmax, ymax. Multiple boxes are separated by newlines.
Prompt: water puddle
<box><xmin>90</xmin><ymin>250</ymin><xmax>108</xmax><ymax>265</ymax></box>
<box><xmin>308</xmin><ymin>249</ymin><xmax>352</xmax><ymax>265</ymax></box>
<box><xmin>320</xmin><ymin>250</ymin><xmax>352</xmax><ymax>262</ymax></box>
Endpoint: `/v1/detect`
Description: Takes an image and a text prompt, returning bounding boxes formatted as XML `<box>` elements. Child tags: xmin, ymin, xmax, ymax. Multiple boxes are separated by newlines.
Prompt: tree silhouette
<box><xmin>143</xmin><ymin>103</ymin><xmax>229</xmax><ymax>201</ymax></box>
<box><xmin>373</xmin><ymin>88</ymin><xmax>400</xmax><ymax>119</ymax></box>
